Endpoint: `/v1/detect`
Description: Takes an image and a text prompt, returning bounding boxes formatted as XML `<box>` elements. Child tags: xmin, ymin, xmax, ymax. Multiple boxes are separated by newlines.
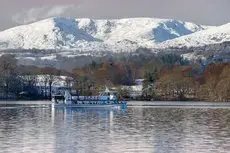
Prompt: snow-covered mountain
<box><xmin>4</xmin><ymin>17</ymin><xmax>230</xmax><ymax>69</ymax></box>
<box><xmin>0</xmin><ymin>17</ymin><xmax>208</xmax><ymax>51</ymax></box>
<box><xmin>157</xmin><ymin>23</ymin><xmax>230</xmax><ymax>49</ymax></box>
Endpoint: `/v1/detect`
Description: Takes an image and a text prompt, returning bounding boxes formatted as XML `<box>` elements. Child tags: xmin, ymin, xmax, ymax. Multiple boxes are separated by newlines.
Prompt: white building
<box><xmin>21</xmin><ymin>75</ymin><xmax>74</xmax><ymax>96</ymax></box>
<box><xmin>38</xmin><ymin>75</ymin><xmax>74</xmax><ymax>96</ymax></box>
<box><xmin>122</xmin><ymin>79</ymin><xmax>144</xmax><ymax>98</ymax></box>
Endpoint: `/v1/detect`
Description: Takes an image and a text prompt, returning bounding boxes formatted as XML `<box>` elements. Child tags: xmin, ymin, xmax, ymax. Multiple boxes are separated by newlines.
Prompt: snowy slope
<box><xmin>0</xmin><ymin>18</ymin><xmax>97</xmax><ymax>50</ymax></box>
<box><xmin>0</xmin><ymin>17</ymin><xmax>208</xmax><ymax>51</ymax></box>
<box><xmin>157</xmin><ymin>23</ymin><xmax>230</xmax><ymax>49</ymax></box>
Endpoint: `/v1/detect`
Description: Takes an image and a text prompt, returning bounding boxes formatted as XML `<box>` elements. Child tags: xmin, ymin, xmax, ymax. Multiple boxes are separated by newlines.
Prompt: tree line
<box><xmin>72</xmin><ymin>53</ymin><xmax>230</xmax><ymax>102</ymax></box>
<box><xmin>1</xmin><ymin>53</ymin><xmax>230</xmax><ymax>102</ymax></box>
<box><xmin>0</xmin><ymin>54</ymin><xmax>73</xmax><ymax>100</ymax></box>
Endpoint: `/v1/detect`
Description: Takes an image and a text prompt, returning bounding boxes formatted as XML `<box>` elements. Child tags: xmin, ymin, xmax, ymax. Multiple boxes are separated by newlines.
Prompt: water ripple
<box><xmin>0</xmin><ymin>103</ymin><xmax>230</xmax><ymax>153</ymax></box>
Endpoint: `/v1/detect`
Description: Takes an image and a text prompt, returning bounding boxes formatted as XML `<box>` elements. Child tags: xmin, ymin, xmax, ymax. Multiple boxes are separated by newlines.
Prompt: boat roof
<box><xmin>52</xmin><ymin>95</ymin><xmax>64</xmax><ymax>97</ymax></box>
<box><xmin>99</xmin><ymin>87</ymin><xmax>118</xmax><ymax>95</ymax></box>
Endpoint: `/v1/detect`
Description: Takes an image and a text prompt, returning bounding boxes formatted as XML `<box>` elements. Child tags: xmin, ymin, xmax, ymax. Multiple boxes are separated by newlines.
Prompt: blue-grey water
<box><xmin>1</xmin><ymin>101</ymin><xmax>230</xmax><ymax>153</ymax></box>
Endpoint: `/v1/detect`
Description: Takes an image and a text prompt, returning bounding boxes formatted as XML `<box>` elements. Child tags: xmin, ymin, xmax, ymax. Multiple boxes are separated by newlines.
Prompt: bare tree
<box><xmin>40</xmin><ymin>67</ymin><xmax>59</xmax><ymax>100</ymax></box>
<box><xmin>0</xmin><ymin>54</ymin><xmax>18</xmax><ymax>98</ymax></box>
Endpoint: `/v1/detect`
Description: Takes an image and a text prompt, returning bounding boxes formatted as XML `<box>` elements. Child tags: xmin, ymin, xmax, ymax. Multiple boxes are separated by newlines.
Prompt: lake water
<box><xmin>1</xmin><ymin>101</ymin><xmax>230</xmax><ymax>153</ymax></box>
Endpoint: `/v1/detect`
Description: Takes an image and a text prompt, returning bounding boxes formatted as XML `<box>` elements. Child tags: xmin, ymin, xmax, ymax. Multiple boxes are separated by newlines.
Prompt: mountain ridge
<box><xmin>156</xmin><ymin>22</ymin><xmax>230</xmax><ymax>49</ymax></box>
<box><xmin>0</xmin><ymin>17</ymin><xmax>209</xmax><ymax>51</ymax></box>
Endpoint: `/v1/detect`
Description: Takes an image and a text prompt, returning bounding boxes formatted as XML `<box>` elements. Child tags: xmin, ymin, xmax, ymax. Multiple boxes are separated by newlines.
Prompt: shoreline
<box><xmin>0</xmin><ymin>100</ymin><xmax>230</xmax><ymax>107</ymax></box>
<box><xmin>127</xmin><ymin>101</ymin><xmax>230</xmax><ymax>108</ymax></box>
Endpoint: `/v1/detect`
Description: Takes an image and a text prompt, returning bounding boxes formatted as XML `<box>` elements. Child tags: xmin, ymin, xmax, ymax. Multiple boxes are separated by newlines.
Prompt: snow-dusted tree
<box><xmin>40</xmin><ymin>67</ymin><xmax>59</xmax><ymax>100</ymax></box>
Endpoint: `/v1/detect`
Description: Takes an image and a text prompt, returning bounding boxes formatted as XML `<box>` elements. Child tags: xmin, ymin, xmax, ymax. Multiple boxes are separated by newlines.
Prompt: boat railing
<box><xmin>71</xmin><ymin>100</ymin><xmax>124</xmax><ymax>105</ymax></box>
<box><xmin>74</xmin><ymin>99</ymin><xmax>126</xmax><ymax>104</ymax></box>
<box><xmin>71</xmin><ymin>96</ymin><xmax>117</xmax><ymax>101</ymax></box>
<box><xmin>53</xmin><ymin>98</ymin><xmax>126</xmax><ymax>105</ymax></box>
<box><xmin>52</xmin><ymin>90</ymin><xmax>126</xmax><ymax>105</ymax></box>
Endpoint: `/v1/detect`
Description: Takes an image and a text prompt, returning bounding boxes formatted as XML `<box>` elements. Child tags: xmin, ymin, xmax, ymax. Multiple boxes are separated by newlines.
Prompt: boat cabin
<box><xmin>52</xmin><ymin>95</ymin><xmax>65</xmax><ymax>103</ymax></box>
<box><xmin>99</xmin><ymin>87</ymin><xmax>118</xmax><ymax>101</ymax></box>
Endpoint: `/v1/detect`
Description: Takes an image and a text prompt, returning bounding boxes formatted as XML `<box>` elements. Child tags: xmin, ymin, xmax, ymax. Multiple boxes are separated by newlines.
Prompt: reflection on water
<box><xmin>0</xmin><ymin>104</ymin><xmax>230</xmax><ymax>153</ymax></box>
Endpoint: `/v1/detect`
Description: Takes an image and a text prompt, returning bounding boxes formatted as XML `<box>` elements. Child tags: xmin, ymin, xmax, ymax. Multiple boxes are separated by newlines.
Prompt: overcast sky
<box><xmin>1</xmin><ymin>0</ymin><xmax>230</xmax><ymax>30</ymax></box>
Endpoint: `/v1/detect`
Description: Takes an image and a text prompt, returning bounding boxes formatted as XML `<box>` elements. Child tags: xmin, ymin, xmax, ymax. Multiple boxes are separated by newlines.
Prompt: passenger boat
<box><xmin>51</xmin><ymin>87</ymin><xmax>127</xmax><ymax>109</ymax></box>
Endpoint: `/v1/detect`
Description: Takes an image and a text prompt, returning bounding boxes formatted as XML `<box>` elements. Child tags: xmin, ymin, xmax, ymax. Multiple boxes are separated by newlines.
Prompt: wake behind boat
<box><xmin>52</xmin><ymin>87</ymin><xmax>127</xmax><ymax>109</ymax></box>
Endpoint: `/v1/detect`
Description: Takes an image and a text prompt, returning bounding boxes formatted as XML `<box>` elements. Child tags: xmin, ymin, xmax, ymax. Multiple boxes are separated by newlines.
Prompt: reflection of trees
<box><xmin>0</xmin><ymin>107</ymin><xmax>55</xmax><ymax>152</ymax></box>
<box><xmin>3</xmin><ymin>106</ymin><xmax>230</xmax><ymax>152</ymax></box>
<box><xmin>116</xmin><ymin>107</ymin><xmax>230</xmax><ymax>152</ymax></box>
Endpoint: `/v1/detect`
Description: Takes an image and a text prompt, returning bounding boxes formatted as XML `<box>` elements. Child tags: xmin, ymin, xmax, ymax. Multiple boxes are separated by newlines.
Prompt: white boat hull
<box><xmin>52</xmin><ymin>103</ymin><xmax>127</xmax><ymax>109</ymax></box>
<box><xmin>52</xmin><ymin>89</ymin><xmax>127</xmax><ymax>109</ymax></box>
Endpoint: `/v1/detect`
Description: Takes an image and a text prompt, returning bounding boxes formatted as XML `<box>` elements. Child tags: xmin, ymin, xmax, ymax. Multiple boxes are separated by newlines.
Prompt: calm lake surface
<box><xmin>1</xmin><ymin>101</ymin><xmax>230</xmax><ymax>153</ymax></box>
